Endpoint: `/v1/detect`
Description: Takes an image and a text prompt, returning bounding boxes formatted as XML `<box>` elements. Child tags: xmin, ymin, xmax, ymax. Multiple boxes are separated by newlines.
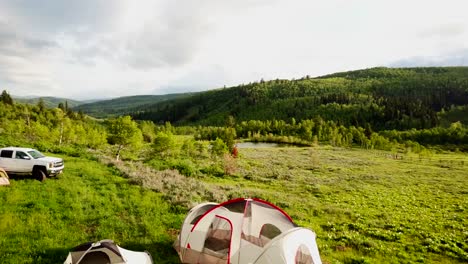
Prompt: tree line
<box><xmin>1</xmin><ymin>88</ymin><xmax>467</xmax><ymax>161</ymax></box>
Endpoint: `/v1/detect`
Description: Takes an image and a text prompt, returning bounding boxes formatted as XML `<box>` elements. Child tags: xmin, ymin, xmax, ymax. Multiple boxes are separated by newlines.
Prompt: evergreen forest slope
<box><xmin>14</xmin><ymin>97</ymin><xmax>83</xmax><ymax>109</ymax></box>
<box><xmin>74</xmin><ymin>94</ymin><xmax>189</xmax><ymax>118</ymax></box>
<box><xmin>132</xmin><ymin>67</ymin><xmax>468</xmax><ymax>130</ymax></box>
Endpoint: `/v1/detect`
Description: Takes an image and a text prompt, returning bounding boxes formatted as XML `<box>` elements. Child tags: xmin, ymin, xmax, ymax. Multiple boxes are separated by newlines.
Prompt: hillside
<box><xmin>73</xmin><ymin>93</ymin><xmax>189</xmax><ymax>118</ymax></box>
<box><xmin>132</xmin><ymin>67</ymin><xmax>468</xmax><ymax>130</ymax></box>
<box><xmin>14</xmin><ymin>96</ymin><xmax>83</xmax><ymax>109</ymax></box>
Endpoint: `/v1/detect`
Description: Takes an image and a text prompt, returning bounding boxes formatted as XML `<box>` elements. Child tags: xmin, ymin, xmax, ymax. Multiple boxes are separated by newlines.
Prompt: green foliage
<box><xmin>0</xmin><ymin>101</ymin><xmax>106</xmax><ymax>151</ymax></box>
<box><xmin>181</xmin><ymin>138</ymin><xmax>197</xmax><ymax>157</ymax></box>
<box><xmin>381</xmin><ymin>122</ymin><xmax>468</xmax><ymax>151</ymax></box>
<box><xmin>210</xmin><ymin>138</ymin><xmax>228</xmax><ymax>157</ymax></box>
<box><xmin>153</xmin><ymin>132</ymin><xmax>177</xmax><ymax>158</ymax></box>
<box><xmin>168</xmin><ymin>159</ymin><xmax>196</xmax><ymax>177</ymax></box>
<box><xmin>107</xmin><ymin>116</ymin><xmax>143</xmax><ymax>160</ymax></box>
<box><xmin>0</xmin><ymin>90</ymin><xmax>13</xmax><ymax>105</ymax></box>
<box><xmin>200</xmin><ymin>164</ymin><xmax>225</xmax><ymax>177</ymax></box>
<box><xmin>139</xmin><ymin>120</ymin><xmax>157</xmax><ymax>143</ymax></box>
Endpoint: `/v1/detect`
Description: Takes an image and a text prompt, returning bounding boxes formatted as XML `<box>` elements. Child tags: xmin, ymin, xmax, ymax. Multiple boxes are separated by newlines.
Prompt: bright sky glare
<box><xmin>0</xmin><ymin>0</ymin><xmax>467</xmax><ymax>99</ymax></box>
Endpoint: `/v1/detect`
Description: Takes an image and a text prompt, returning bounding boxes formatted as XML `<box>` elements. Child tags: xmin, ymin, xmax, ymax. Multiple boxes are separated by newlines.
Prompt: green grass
<box><xmin>201</xmin><ymin>146</ymin><xmax>468</xmax><ymax>263</ymax></box>
<box><xmin>1</xmin><ymin>146</ymin><xmax>467</xmax><ymax>263</ymax></box>
<box><xmin>0</xmin><ymin>155</ymin><xmax>184</xmax><ymax>264</ymax></box>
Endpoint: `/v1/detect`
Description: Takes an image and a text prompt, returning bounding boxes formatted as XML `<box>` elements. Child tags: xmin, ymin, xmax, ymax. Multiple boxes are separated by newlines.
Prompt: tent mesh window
<box><xmin>80</xmin><ymin>251</ymin><xmax>111</xmax><ymax>264</ymax></box>
<box><xmin>202</xmin><ymin>216</ymin><xmax>232</xmax><ymax>261</ymax></box>
<box><xmin>241</xmin><ymin>200</ymin><xmax>296</xmax><ymax>247</ymax></box>
<box><xmin>295</xmin><ymin>244</ymin><xmax>314</xmax><ymax>264</ymax></box>
<box><xmin>190</xmin><ymin>204</ymin><xmax>217</xmax><ymax>225</ymax></box>
<box><xmin>70</xmin><ymin>241</ymin><xmax>125</xmax><ymax>264</ymax></box>
<box><xmin>223</xmin><ymin>200</ymin><xmax>247</xmax><ymax>213</ymax></box>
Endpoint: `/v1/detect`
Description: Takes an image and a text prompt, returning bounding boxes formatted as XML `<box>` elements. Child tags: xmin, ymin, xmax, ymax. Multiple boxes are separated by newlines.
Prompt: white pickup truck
<box><xmin>0</xmin><ymin>147</ymin><xmax>64</xmax><ymax>181</ymax></box>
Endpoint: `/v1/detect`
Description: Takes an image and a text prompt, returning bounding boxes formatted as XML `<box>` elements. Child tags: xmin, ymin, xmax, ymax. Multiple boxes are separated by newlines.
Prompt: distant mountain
<box><xmin>73</xmin><ymin>93</ymin><xmax>190</xmax><ymax>118</ymax></box>
<box><xmin>132</xmin><ymin>67</ymin><xmax>468</xmax><ymax>130</ymax></box>
<box><xmin>14</xmin><ymin>96</ymin><xmax>84</xmax><ymax>109</ymax></box>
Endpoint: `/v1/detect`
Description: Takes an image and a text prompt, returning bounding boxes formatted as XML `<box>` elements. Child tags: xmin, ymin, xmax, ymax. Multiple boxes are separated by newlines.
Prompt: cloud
<box><xmin>0</xmin><ymin>0</ymin><xmax>467</xmax><ymax>99</ymax></box>
<box><xmin>389</xmin><ymin>49</ymin><xmax>468</xmax><ymax>67</ymax></box>
<box><xmin>0</xmin><ymin>21</ymin><xmax>56</xmax><ymax>57</ymax></box>
<box><xmin>156</xmin><ymin>64</ymin><xmax>229</xmax><ymax>94</ymax></box>
<box><xmin>87</xmin><ymin>1</ymin><xmax>274</xmax><ymax>69</ymax></box>
<box><xmin>0</xmin><ymin>19</ymin><xmax>57</xmax><ymax>91</ymax></box>
<box><xmin>1</xmin><ymin>0</ymin><xmax>124</xmax><ymax>33</ymax></box>
<box><xmin>418</xmin><ymin>23</ymin><xmax>466</xmax><ymax>38</ymax></box>
<box><xmin>121</xmin><ymin>6</ymin><xmax>211</xmax><ymax>69</ymax></box>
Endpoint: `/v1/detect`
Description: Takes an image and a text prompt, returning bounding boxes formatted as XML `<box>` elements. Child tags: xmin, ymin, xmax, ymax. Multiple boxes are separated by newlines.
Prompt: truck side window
<box><xmin>15</xmin><ymin>151</ymin><xmax>29</xmax><ymax>159</ymax></box>
<box><xmin>0</xmin><ymin>150</ymin><xmax>13</xmax><ymax>158</ymax></box>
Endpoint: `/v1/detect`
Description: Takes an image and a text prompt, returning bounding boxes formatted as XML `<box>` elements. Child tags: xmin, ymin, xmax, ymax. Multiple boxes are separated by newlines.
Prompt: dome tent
<box><xmin>174</xmin><ymin>198</ymin><xmax>322</xmax><ymax>264</ymax></box>
<box><xmin>64</xmin><ymin>239</ymin><xmax>153</xmax><ymax>264</ymax></box>
<box><xmin>0</xmin><ymin>168</ymin><xmax>9</xmax><ymax>186</ymax></box>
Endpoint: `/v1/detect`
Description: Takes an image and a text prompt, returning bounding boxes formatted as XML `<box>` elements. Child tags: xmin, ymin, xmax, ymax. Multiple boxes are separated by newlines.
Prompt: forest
<box><xmin>3</xmin><ymin>67</ymin><xmax>468</xmax><ymax>155</ymax></box>
<box><xmin>130</xmin><ymin>67</ymin><xmax>468</xmax><ymax>131</ymax></box>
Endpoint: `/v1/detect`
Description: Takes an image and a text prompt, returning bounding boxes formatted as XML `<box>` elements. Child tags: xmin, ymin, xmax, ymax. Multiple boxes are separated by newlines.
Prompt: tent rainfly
<box><xmin>174</xmin><ymin>198</ymin><xmax>322</xmax><ymax>264</ymax></box>
<box><xmin>0</xmin><ymin>168</ymin><xmax>9</xmax><ymax>186</ymax></box>
<box><xmin>64</xmin><ymin>239</ymin><xmax>153</xmax><ymax>264</ymax></box>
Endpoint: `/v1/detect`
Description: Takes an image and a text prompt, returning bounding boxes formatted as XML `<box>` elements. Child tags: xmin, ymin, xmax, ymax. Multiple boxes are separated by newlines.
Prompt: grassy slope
<box><xmin>201</xmin><ymin>146</ymin><xmax>468</xmax><ymax>263</ymax></box>
<box><xmin>0</xmin><ymin>155</ymin><xmax>183</xmax><ymax>264</ymax></box>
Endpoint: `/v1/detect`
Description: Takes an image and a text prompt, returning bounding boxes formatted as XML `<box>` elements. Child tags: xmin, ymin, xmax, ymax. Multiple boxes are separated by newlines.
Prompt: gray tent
<box><xmin>0</xmin><ymin>168</ymin><xmax>9</xmax><ymax>186</ymax></box>
<box><xmin>64</xmin><ymin>240</ymin><xmax>153</xmax><ymax>264</ymax></box>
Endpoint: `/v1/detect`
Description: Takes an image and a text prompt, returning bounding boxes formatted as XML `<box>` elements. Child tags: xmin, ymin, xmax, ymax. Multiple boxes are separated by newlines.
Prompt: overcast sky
<box><xmin>0</xmin><ymin>0</ymin><xmax>467</xmax><ymax>100</ymax></box>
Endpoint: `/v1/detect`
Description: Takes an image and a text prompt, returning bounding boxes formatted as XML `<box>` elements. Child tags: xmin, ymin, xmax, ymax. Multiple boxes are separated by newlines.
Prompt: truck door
<box><xmin>0</xmin><ymin>150</ymin><xmax>15</xmax><ymax>172</ymax></box>
<box><xmin>14</xmin><ymin>151</ymin><xmax>33</xmax><ymax>173</ymax></box>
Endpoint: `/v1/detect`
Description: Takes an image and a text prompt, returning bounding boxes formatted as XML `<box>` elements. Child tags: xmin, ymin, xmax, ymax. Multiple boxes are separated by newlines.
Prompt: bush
<box><xmin>153</xmin><ymin>132</ymin><xmax>178</xmax><ymax>157</ymax></box>
<box><xmin>201</xmin><ymin>164</ymin><xmax>225</xmax><ymax>177</ymax></box>
<box><xmin>210</xmin><ymin>138</ymin><xmax>228</xmax><ymax>157</ymax></box>
<box><xmin>33</xmin><ymin>141</ymin><xmax>54</xmax><ymax>152</ymax></box>
<box><xmin>51</xmin><ymin>145</ymin><xmax>86</xmax><ymax>157</ymax></box>
<box><xmin>223</xmin><ymin>154</ymin><xmax>237</xmax><ymax>175</ymax></box>
<box><xmin>169</xmin><ymin>159</ymin><xmax>197</xmax><ymax>177</ymax></box>
<box><xmin>146</xmin><ymin>159</ymin><xmax>170</xmax><ymax>171</ymax></box>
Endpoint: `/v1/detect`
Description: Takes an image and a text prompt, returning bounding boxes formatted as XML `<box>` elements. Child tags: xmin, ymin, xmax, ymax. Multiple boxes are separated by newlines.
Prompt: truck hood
<box><xmin>37</xmin><ymin>157</ymin><xmax>62</xmax><ymax>163</ymax></box>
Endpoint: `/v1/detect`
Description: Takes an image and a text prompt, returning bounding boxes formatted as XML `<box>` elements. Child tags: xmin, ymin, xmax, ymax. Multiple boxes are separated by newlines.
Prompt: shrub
<box><xmin>153</xmin><ymin>132</ymin><xmax>178</xmax><ymax>157</ymax></box>
<box><xmin>223</xmin><ymin>154</ymin><xmax>237</xmax><ymax>175</ymax></box>
<box><xmin>201</xmin><ymin>164</ymin><xmax>225</xmax><ymax>177</ymax></box>
<box><xmin>169</xmin><ymin>159</ymin><xmax>196</xmax><ymax>177</ymax></box>
<box><xmin>210</xmin><ymin>138</ymin><xmax>228</xmax><ymax>157</ymax></box>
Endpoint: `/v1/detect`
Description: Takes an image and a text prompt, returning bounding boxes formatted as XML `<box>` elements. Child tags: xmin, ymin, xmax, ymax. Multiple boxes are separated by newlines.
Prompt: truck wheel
<box><xmin>33</xmin><ymin>169</ymin><xmax>47</xmax><ymax>182</ymax></box>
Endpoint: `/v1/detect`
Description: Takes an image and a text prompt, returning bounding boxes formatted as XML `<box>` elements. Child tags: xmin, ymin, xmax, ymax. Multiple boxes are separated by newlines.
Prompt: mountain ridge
<box><xmin>13</xmin><ymin>96</ymin><xmax>84</xmax><ymax>109</ymax></box>
<box><xmin>130</xmin><ymin>67</ymin><xmax>468</xmax><ymax>130</ymax></box>
<box><xmin>73</xmin><ymin>93</ymin><xmax>190</xmax><ymax>118</ymax></box>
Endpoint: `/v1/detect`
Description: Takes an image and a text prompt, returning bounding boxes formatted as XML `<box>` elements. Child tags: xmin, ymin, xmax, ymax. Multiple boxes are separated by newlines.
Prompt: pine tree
<box><xmin>0</xmin><ymin>90</ymin><xmax>13</xmax><ymax>105</ymax></box>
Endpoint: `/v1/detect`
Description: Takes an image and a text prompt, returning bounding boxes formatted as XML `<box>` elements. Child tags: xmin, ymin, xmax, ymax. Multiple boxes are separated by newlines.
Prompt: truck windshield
<box><xmin>27</xmin><ymin>150</ymin><xmax>45</xmax><ymax>159</ymax></box>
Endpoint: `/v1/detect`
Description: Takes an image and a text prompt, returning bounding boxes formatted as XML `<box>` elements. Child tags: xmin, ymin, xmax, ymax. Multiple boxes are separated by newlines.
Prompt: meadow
<box><xmin>0</xmin><ymin>155</ymin><xmax>183</xmax><ymax>264</ymax></box>
<box><xmin>0</xmin><ymin>145</ymin><xmax>467</xmax><ymax>263</ymax></box>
